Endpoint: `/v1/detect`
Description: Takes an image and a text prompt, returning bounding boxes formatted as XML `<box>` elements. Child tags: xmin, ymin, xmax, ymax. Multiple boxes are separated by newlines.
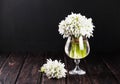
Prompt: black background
<box><xmin>0</xmin><ymin>0</ymin><xmax>120</xmax><ymax>55</ymax></box>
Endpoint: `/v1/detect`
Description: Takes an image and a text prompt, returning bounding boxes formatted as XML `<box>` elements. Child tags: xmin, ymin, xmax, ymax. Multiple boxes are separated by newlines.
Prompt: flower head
<box><xmin>58</xmin><ymin>12</ymin><xmax>95</xmax><ymax>38</ymax></box>
<box><xmin>40</xmin><ymin>59</ymin><xmax>67</xmax><ymax>79</ymax></box>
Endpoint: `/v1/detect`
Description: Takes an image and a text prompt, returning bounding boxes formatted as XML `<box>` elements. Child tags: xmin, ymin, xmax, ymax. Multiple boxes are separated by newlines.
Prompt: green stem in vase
<box><xmin>69</xmin><ymin>39</ymin><xmax>87</xmax><ymax>59</ymax></box>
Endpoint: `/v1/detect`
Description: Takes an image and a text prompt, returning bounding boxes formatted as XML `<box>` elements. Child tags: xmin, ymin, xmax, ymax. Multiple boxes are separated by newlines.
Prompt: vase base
<box><xmin>69</xmin><ymin>69</ymin><xmax>86</xmax><ymax>75</ymax></box>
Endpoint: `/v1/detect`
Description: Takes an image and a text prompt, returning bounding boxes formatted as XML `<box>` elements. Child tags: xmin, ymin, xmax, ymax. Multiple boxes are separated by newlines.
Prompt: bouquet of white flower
<box><xmin>40</xmin><ymin>59</ymin><xmax>67</xmax><ymax>79</ymax></box>
<box><xmin>58</xmin><ymin>12</ymin><xmax>95</xmax><ymax>59</ymax></box>
<box><xmin>58</xmin><ymin>12</ymin><xmax>95</xmax><ymax>38</ymax></box>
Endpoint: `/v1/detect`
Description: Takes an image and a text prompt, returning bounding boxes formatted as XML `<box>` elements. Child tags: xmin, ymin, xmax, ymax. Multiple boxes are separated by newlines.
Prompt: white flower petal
<box><xmin>58</xmin><ymin>12</ymin><xmax>95</xmax><ymax>38</ymax></box>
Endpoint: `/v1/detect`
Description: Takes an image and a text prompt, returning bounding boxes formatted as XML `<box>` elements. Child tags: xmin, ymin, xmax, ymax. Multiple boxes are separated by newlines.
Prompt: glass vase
<box><xmin>65</xmin><ymin>36</ymin><xmax>90</xmax><ymax>75</ymax></box>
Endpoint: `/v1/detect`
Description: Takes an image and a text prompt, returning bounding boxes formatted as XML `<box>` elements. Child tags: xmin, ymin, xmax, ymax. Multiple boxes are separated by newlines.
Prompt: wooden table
<box><xmin>0</xmin><ymin>52</ymin><xmax>120</xmax><ymax>84</ymax></box>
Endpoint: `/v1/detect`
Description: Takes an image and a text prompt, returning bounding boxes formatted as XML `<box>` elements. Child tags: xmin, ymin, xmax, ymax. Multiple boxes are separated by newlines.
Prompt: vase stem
<box><xmin>69</xmin><ymin>59</ymin><xmax>86</xmax><ymax>75</ymax></box>
<box><xmin>74</xmin><ymin>59</ymin><xmax>80</xmax><ymax>71</ymax></box>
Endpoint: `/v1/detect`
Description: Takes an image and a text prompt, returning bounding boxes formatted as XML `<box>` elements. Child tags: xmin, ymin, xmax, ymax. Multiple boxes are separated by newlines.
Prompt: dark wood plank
<box><xmin>0</xmin><ymin>53</ymin><xmax>9</xmax><ymax>68</ymax></box>
<box><xmin>41</xmin><ymin>52</ymin><xmax>66</xmax><ymax>84</ymax></box>
<box><xmin>42</xmin><ymin>74</ymin><xmax>66</xmax><ymax>84</ymax></box>
<box><xmin>16</xmin><ymin>53</ymin><xmax>44</xmax><ymax>84</ymax></box>
<box><xmin>0</xmin><ymin>52</ymin><xmax>26</xmax><ymax>84</ymax></box>
<box><xmin>0</xmin><ymin>52</ymin><xmax>119</xmax><ymax>84</ymax></box>
<box><xmin>84</xmin><ymin>55</ymin><xmax>119</xmax><ymax>84</ymax></box>
<box><xmin>0</xmin><ymin>53</ymin><xmax>9</xmax><ymax>84</ymax></box>
<box><xmin>65</xmin><ymin>54</ymin><xmax>91</xmax><ymax>84</ymax></box>
<box><xmin>102</xmin><ymin>55</ymin><xmax>120</xmax><ymax>83</ymax></box>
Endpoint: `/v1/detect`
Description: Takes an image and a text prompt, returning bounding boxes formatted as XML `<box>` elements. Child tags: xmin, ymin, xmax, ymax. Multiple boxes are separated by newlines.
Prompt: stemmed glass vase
<box><xmin>65</xmin><ymin>36</ymin><xmax>90</xmax><ymax>75</ymax></box>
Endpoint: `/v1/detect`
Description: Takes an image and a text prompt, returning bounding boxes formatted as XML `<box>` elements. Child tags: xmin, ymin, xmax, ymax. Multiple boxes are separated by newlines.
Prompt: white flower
<box><xmin>58</xmin><ymin>12</ymin><xmax>95</xmax><ymax>38</ymax></box>
<box><xmin>40</xmin><ymin>59</ymin><xmax>67</xmax><ymax>79</ymax></box>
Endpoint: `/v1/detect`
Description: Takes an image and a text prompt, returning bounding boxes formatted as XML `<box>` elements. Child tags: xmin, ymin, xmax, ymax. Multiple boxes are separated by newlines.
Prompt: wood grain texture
<box><xmin>102</xmin><ymin>55</ymin><xmax>120</xmax><ymax>84</ymax></box>
<box><xmin>84</xmin><ymin>55</ymin><xmax>119</xmax><ymax>84</ymax></box>
<box><xmin>42</xmin><ymin>74</ymin><xmax>65</xmax><ymax>84</ymax></box>
<box><xmin>0</xmin><ymin>53</ymin><xmax>9</xmax><ymax>84</ymax></box>
<box><xmin>0</xmin><ymin>53</ymin><xmax>26</xmax><ymax>84</ymax></box>
<box><xmin>0</xmin><ymin>52</ymin><xmax>119</xmax><ymax>84</ymax></box>
<box><xmin>16</xmin><ymin>53</ymin><xmax>44</xmax><ymax>84</ymax></box>
<box><xmin>0</xmin><ymin>53</ymin><xmax>9</xmax><ymax>68</ymax></box>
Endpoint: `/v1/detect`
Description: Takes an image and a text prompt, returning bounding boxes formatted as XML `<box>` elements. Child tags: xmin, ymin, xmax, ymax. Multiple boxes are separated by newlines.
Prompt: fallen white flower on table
<box><xmin>40</xmin><ymin>59</ymin><xmax>67</xmax><ymax>79</ymax></box>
